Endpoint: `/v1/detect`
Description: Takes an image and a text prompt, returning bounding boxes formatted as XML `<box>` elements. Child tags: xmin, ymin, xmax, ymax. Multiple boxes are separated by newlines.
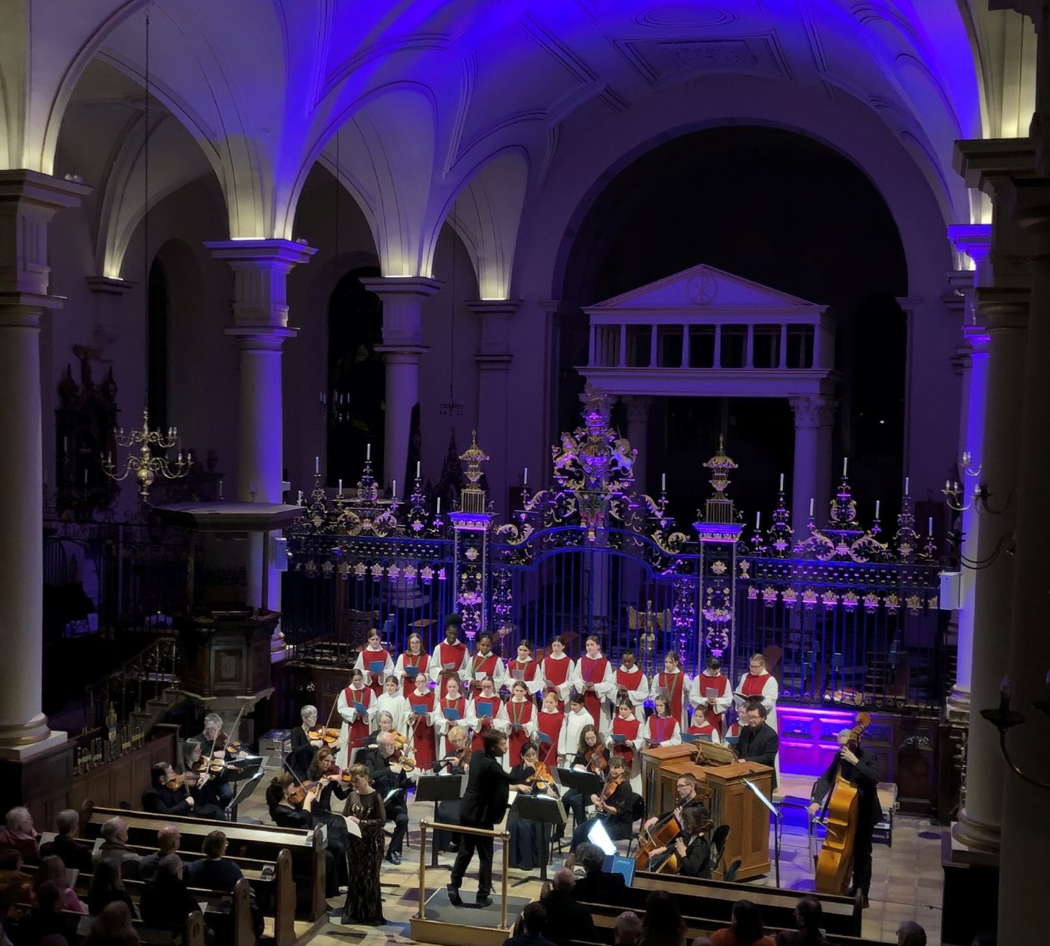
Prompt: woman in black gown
<box><xmin>340</xmin><ymin>763</ymin><xmax>386</xmax><ymax>925</ymax></box>
<box><xmin>508</xmin><ymin>742</ymin><xmax>559</xmax><ymax>870</ymax></box>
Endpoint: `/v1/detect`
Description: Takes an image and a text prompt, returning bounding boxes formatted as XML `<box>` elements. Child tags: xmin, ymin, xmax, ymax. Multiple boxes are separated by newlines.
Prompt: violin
<box><xmin>584</xmin><ymin>745</ymin><xmax>608</xmax><ymax>775</ymax></box>
<box><xmin>526</xmin><ymin>761</ymin><xmax>554</xmax><ymax>793</ymax></box>
<box><xmin>164</xmin><ymin>771</ymin><xmax>185</xmax><ymax>791</ymax></box>
<box><xmin>601</xmin><ymin>772</ymin><xmax>624</xmax><ymax>801</ymax></box>
<box><xmin>308</xmin><ymin>727</ymin><xmax>340</xmax><ymax>749</ymax></box>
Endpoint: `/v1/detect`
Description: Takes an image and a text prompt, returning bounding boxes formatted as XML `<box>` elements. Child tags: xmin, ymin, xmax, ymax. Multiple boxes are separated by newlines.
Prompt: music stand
<box><xmin>415</xmin><ymin>774</ymin><xmax>463</xmax><ymax>868</ymax></box>
<box><xmin>226</xmin><ymin>768</ymin><xmax>264</xmax><ymax>822</ymax></box>
<box><xmin>510</xmin><ymin>794</ymin><xmax>566</xmax><ymax>883</ymax></box>
<box><xmin>556</xmin><ymin>768</ymin><xmax>603</xmax><ymax>796</ymax></box>
<box><xmin>744</xmin><ymin>778</ymin><xmax>780</xmax><ymax>888</ymax></box>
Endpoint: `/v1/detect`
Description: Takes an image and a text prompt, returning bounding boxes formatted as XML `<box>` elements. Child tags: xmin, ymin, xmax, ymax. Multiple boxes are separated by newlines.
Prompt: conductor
<box><xmin>448</xmin><ymin>729</ymin><xmax>530</xmax><ymax>909</ymax></box>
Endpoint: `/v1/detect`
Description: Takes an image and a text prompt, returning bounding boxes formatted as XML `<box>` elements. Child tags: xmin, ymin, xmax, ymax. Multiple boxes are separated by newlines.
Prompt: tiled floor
<box><xmin>239</xmin><ymin>770</ymin><xmax>944</xmax><ymax>946</ymax></box>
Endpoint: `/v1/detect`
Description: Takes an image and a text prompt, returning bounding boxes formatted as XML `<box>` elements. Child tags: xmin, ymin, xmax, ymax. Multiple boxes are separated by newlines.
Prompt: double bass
<box><xmin>814</xmin><ymin>712</ymin><xmax>871</xmax><ymax>894</ymax></box>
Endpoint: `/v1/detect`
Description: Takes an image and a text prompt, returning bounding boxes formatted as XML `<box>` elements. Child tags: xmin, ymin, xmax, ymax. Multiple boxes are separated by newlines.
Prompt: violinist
<box><xmin>305</xmin><ymin>747</ymin><xmax>351</xmax><ymax>813</ymax></box>
<box><xmin>643</xmin><ymin>693</ymin><xmax>682</xmax><ymax>748</ymax></box>
<box><xmin>288</xmin><ymin>704</ymin><xmax>321</xmax><ymax>777</ymax></box>
<box><xmin>358</xmin><ymin>731</ymin><xmax>411</xmax><ymax>865</ymax></box>
<box><xmin>499</xmin><ymin>680</ymin><xmax>537</xmax><ymax>766</ymax></box>
<box><xmin>808</xmin><ymin>726</ymin><xmax>882</xmax><ymax>906</ymax></box>
<box><xmin>179</xmin><ymin>738</ymin><xmax>230</xmax><ymax>813</ymax></box>
<box><xmin>192</xmin><ymin>713</ymin><xmax>236</xmax><ymax>806</ymax></box>
<box><xmin>570</xmin><ymin>754</ymin><xmax>633</xmax><ymax>851</ymax></box>
<box><xmin>142</xmin><ymin>763</ymin><xmax>222</xmax><ymax>821</ymax></box>
<box><xmin>433</xmin><ymin>725</ymin><xmax>469</xmax><ymax>854</ymax></box>
<box><xmin>508</xmin><ymin>741</ymin><xmax>559</xmax><ymax>871</ymax></box>
<box><xmin>560</xmin><ymin>724</ymin><xmax>606</xmax><ymax>835</ymax></box>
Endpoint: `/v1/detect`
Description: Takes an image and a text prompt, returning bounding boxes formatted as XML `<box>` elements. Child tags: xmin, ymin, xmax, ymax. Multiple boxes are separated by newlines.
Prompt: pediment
<box><xmin>586</xmin><ymin>264</ymin><xmax>823</xmax><ymax>312</ymax></box>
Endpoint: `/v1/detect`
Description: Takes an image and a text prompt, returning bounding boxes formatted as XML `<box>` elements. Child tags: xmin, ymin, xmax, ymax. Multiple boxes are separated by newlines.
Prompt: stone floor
<box><xmin>239</xmin><ymin>771</ymin><xmax>945</xmax><ymax>946</ymax></box>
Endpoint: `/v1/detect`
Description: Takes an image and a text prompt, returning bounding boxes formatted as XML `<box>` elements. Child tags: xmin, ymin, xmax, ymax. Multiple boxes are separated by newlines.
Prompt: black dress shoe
<box><xmin>447</xmin><ymin>886</ymin><xmax>463</xmax><ymax>906</ymax></box>
<box><xmin>387</xmin><ymin>851</ymin><xmax>402</xmax><ymax>865</ymax></box>
<box><xmin>475</xmin><ymin>894</ymin><xmax>493</xmax><ymax>909</ymax></box>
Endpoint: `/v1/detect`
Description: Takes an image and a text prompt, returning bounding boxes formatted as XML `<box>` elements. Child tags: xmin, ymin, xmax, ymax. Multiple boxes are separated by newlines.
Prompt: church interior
<box><xmin>1</xmin><ymin>1</ymin><xmax>1049</xmax><ymax>945</ymax></box>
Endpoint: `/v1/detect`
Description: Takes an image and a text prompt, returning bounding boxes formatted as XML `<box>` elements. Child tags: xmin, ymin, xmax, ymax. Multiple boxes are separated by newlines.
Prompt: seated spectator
<box><xmin>138</xmin><ymin>826</ymin><xmax>181</xmax><ymax>882</ymax></box>
<box><xmin>40</xmin><ymin>809</ymin><xmax>92</xmax><ymax>875</ymax></box>
<box><xmin>897</xmin><ymin>922</ymin><xmax>926</xmax><ymax>946</ymax></box>
<box><xmin>93</xmin><ymin>818</ymin><xmax>141</xmax><ymax>879</ymax></box>
<box><xmin>640</xmin><ymin>891</ymin><xmax>686</xmax><ymax>946</ymax></box>
<box><xmin>17</xmin><ymin>880</ymin><xmax>81</xmax><ymax>944</ymax></box>
<box><xmin>140</xmin><ymin>854</ymin><xmax>199</xmax><ymax>936</ymax></box>
<box><xmin>776</xmin><ymin>897</ymin><xmax>827</xmax><ymax>946</ymax></box>
<box><xmin>539</xmin><ymin>868</ymin><xmax>596</xmax><ymax>946</ymax></box>
<box><xmin>616</xmin><ymin>910</ymin><xmax>643</xmax><ymax>946</ymax></box>
<box><xmin>711</xmin><ymin>900</ymin><xmax>774</xmax><ymax>946</ymax></box>
<box><xmin>185</xmin><ymin>830</ymin><xmax>243</xmax><ymax>891</ymax></box>
<box><xmin>571</xmin><ymin>842</ymin><xmax>628</xmax><ymax>903</ymax></box>
<box><xmin>34</xmin><ymin>856</ymin><xmax>87</xmax><ymax>914</ymax></box>
<box><xmin>84</xmin><ymin>900</ymin><xmax>140</xmax><ymax>946</ymax></box>
<box><xmin>0</xmin><ymin>851</ymin><xmax>32</xmax><ymax>906</ymax></box>
<box><xmin>505</xmin><ymin>901</ymin><xmax>557</xmax><ymax>946</ymax></box>
<box><xmin>87</xmin><ymin>861</ymin><xmax>136</xmax><ymax>919</ymax></box>
<box><xmin>0</xmin><ymin>809</ymin><xmax>39</xmax><ymax>866</ymax></box>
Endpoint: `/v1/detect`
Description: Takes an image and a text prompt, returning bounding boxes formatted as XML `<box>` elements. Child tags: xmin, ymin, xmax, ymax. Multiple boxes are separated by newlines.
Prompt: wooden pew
<box><xmin>81</xmin><ymin>803</ymin><xmax>326</xmax><ymax>921</ymax></box>
<box><xmin>629</xmin><ymin>870</ymin><xmax>862</xmax><ymax>937</ymax></box>
<box><xmin>10</xmin><ymin>903</ymin><xmax>207</xmax><ymax>946</ymax></box>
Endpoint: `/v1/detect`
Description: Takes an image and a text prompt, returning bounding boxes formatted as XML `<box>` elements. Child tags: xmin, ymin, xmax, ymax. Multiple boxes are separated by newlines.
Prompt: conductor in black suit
<box><xmin>448</xmin><ymin>729</ymin><xmax>531</xmax><ymax>908</ymax></box>
<box><xmin>736</xmin><ymin>702</ymin><xmax>779</xmax><ymax>788</ymax></box>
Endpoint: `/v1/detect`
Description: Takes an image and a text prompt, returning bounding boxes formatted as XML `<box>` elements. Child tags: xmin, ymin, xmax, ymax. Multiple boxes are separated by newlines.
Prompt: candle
<box><xmin>297</xmin><ymin>489</ymin><xmax>303</xmax><ymax>504</ymax></box>
<box><xmin>436</xmin><ymin>497</ymin><xmax>442</xmax><ymax>515</ymax></box>
<box><xmin>416</xmin><ymin>461</ymin><xmax>421</xmax><ymax>478</ymax></box>
<box><xmin>904</xmin><ymin>475</ymin><xmax>910</xmax><ymax>496</ymax></box>
<box><xmin>337</xmin><ymin>478</ymin><xmax>343</xmax><ymax>494</ymax></box>
<box><xmin>661</xmin><ymin>473</ymin><xmax>667</xmax><ymax>492</ymax></box>
<box><xmin>875</xmin><ymin>499</ymin><xmax>881</xmax><ymax>518</ymax></box>
<box><xmin>927</xmin><ymin>516</ymin><xmax>933</xmax><ymax>534</ymax></box>
<box><xmin>809</xmin><ymin>497</ymin><xmax>814</xmax><ymax>517</ymax></box>
<box><xmin>778</xmin><ymin>473</ymin><xmax>784</xmax><ymax>491</ymax></box>
<box><xmin>83</xmin><ymin>469</ymin><xmax>88</xmax><ymax>485</ymax></box>
<box><xmin>366</xmin><ymin>443</ymin><xmax>371</xmax><ymax>461</ymax></box>
<box><xmin>842</xmin><ymin>457</ymin><xmax>848</xmax><ymax>477</ymax></box>
<box><xmin>945</xmin><ymin>479</ymin><xmax>950</xmax><ymax>492</ymax></box>
<box><xmin>523</xmin><ymin>467</ymin><xmax>528</xmax><ymax>487</ymax></box>
<box><xmin>314</xmin><ymin>456</ymin><xmax>319</xmax><ymax>474</ymax></box>
<box><xmin>755</xmin><ymin>511</ymin><xmax>761</xmax><ymax>530</ymax></box>
<box><xmin>392</xmin><ymin>479</ymin><xmax>397</xmax><ymax>498</ymax></box>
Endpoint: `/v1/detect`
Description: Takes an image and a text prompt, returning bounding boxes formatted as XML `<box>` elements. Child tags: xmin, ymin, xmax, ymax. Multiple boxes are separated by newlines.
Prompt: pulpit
<box><xmin>642</xmin><ymin>746</ymin><xmax>773</xmax><ymax>881</ymax></box>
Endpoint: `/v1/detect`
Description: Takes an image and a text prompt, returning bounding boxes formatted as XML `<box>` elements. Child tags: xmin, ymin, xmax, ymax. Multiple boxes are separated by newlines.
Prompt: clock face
<box><xmin>686</xmin><ymin>273</ymin><xmax>718</xmax><ymax>305</ymax></box>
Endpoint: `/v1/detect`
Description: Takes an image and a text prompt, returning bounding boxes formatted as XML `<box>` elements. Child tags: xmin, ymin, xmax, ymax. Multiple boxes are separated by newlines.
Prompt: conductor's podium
<box><xmin>642</xmin><ymin>745</ymin><xmax>774</xmax><ymax>881</ymax></box>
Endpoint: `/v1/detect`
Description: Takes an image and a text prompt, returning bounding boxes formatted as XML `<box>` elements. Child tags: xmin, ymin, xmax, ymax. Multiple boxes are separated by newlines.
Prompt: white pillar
<box><xmin>361</xmin><ymin>277</ymin><xmax>441</xmax><ymax>488</ymax></box>
<box><xmin>206</xmin><ymin>239</ymin><xmax>316</xmax><ymax>611</ymax></box>
<box><xmin>622</xmin><ymin>396</ymin><xmax>652</xmax><ymax>494</ymax></box>
<box><xmin>788</xmin><ymin>396</ymin><xmax>835</xmax><ymax>536</ymax></box>
<box><xmin>0</xmin><ymin>170</ymin><xmax>88</xmax><ymax>757</ymax></box>
<box><xmin>470</xmin><ymin>299</ymin><xmax>520</xmax><ymax>507</ymax></box>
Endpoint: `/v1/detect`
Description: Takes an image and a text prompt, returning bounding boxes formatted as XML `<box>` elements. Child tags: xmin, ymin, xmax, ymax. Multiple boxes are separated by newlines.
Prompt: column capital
<box><xmin>360</xmin><ymin>275</ymin><xmax>442</xmax><ymax>301</ymax></box>
<box><xmin>974</xmin><ymin>285</ymin><xmax>1030</xmax><ymax>331</ymax></box>
<box><xmin>363</xmin><ymin>276</ymin><xmax>441</xmax><ymax>348</ymax></box>
<box><xmin>204</xmin><ymin>237</ymin><xmax>317</xmax><ymax>268</ymax></box>
<box><xmin>206</xmin><ymin>238</ymin><xmax>315</xmax><ymax>331</ymax></box>
<box><xmin>948</xmin><ymin>223</ymin><xmax>993</xmax><ymax>266</ymax></box>
<box><xmin>375</xmin><ymin>345</ymin><xmax>428</xmax><ymax>363</ymax></box>
<box><xmin>224</xmin><ymin>325</ymin><xmax>298</xmax><ymax>350</ymax></box>
<box><xmin>789</xmin><ymin>395</ymin><xmax>836</xmax><ymax>428</ymax></box>
<box><xmin>954</xmin><ymin>138</ymin><xmax>1036</xmax><ymax>195</ymax></box>
<box><xmin>85</xmin><ymin>275</ymin><xmax>136</xmax><ymax>295</ymax></box>
<box><xmin>466</xmin><ymin>299</ymin><xmax>522</xmax><ymax>317</ymax></box>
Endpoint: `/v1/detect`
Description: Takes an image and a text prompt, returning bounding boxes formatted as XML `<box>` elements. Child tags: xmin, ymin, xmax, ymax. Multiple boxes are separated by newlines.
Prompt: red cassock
<box><xmin>615</xmin><ymin>666</ymin><xmax>645</xmax><ymax>694</ymax></box>
<box><xmin>362</xmin><ymin>648</ymin><xmax>391</xmax><ymax>697</ymax></box>
<box><xmin>740</xmin><ymin>671</ymin><xmax>771</xmax><ymax>700</ymax></box>
<box><xmin>648</xmin><ymin>715</ymin><xmax>677</xmax><ymax>746</ymax></box>
<box><xmin>611</xmin><ymin>715</ymin><xmax>641</xmax><ymax>768</ymax></box>
<box><xmin>541</xmin><ymin>656</ymin><xmax>571</xmax><ymax>708</ymax></box>
<box><xmin>343</xmin><ymin>686</ymin><xmax>372</xmax><ymax>750</ymax></box>
<box><xmin>696</xmin><ymin>672</ymin><xmax>729</xmax><ymax>734</ymax></box>
<box><xmin>434</xmin><ymin>641</ymin><xmax>468</xmax><ymax>698</ymax></box>
<box><xmin>472</xmin><ymin>653</ymin><xmax>500</xmax><ymax>688</ymax></box>
<box><xmin>505</xmin><ymin>699</ymin><xmax>535</xmax><ymax>766</ymax></box>
<box><xmin>400</xmin><ymin>652</ymin><xmax>429</xmax><ymax>697</ymax></box>
<box><xmin>471</xmin><ymin>695</ymin><xmax>504</xmax><ymax>751</ymax></box>
<box><xmin>655</xmin><ymin>671</ymin><xmax>686</xmax><ymax>724</ymax></box>
<box><xmin>535</xmin><ymin>710</ymin><xmax>564</xmax><ymax>766</ymax></box>
<box><xmin>406</xmin><ymin>689</ymin><xmax>436</xmax><ymax>768</ymax></box>
<box><xmin>507</xmin><ymin>658</ymin><xmax>538</xmax><ymax>687</ymax></box>
<box><xmin>578</xmin><ymin>656</ymin><xmax>609</xmax><ymax>726</ymax></box>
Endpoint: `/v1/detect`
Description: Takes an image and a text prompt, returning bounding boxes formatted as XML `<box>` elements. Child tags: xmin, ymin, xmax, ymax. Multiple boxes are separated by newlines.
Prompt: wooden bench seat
<box><xmin>10</xmin><ymin>903</ymin><xmax>207</xmax><ymax>946</ymax></box>
<box><xmin>81</xmin><ymin>803</ymin><xmax>326</xmax><ymax>922</ymax></box>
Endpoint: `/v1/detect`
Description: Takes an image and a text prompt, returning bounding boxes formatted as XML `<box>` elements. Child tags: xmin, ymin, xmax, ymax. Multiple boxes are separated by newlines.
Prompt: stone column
<box><xmin>996</xmin><ymin>177</ymin><xmax>1050</xmax><ymax>946</ymax></box>
<box><xmin>0</xmin><ymin>170</ymin><xmax>88</xmax><ymax>762</ymax></box>
<box><xmin>206</xmin><ymin>239</ymin><xmax>316</xmax><ymax>611</ymax></box>
<box><xmin>788</xmin><ymin>395</ymin><xmax>835</xmax><ymax>535</ymax></box>
<box><xmin>469</xmin><ymin>299</ymin><xmax>519</xmax><ymax>506</ymax></box>
<box><xmin>361</xmin><ymin>277</ymin><xmax>441</xmax><ymax>488</ymax></box>
<box><xmin>621</xmin><ymin>396</ymin><xmax>652</xmax><ymax>494</ymax></box>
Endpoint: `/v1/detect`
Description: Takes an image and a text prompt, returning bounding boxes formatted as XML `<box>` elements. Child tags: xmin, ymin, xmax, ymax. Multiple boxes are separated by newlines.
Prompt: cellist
<box><xmin>809</xmin><ymin>725</ymin><xmax>882</xmax><ymax>906</ymax></box>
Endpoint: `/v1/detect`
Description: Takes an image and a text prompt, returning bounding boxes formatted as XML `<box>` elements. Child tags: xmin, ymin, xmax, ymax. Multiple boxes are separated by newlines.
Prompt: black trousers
<box><xmin>450</xmin><ymin>823</ymin><xmax>495</xmax><ymax>897</ymax></box>
<box><xmin>852</xmin><ymin>825</ymin><xmax>874</xmax><ymax>896</ymax></box>
<box><xmin>386</xmin><ymin>802</ymin><xmax>409</xmax><ymax>855</ymax></box>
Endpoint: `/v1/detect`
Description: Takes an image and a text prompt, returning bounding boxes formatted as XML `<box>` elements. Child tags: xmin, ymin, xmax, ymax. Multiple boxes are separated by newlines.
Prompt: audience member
<box><xmin>18</xmin><ymin>880</ymin><xmax>80</xmax><ymax>944</ymax></box>
<box><xmin>140</xmin><ymin>854</ymin><xmax>199</xmax><ymax>936</ymax></box>
<box><xmin>138</xmin><ymin>826</ymin><xmax>181</xmax><ymax>882</ymax></box>
<box><xmin>185</xmin><ymin>830</ymin><xmax>243</xmax><ymax>891</ymax></box>
<box><xmin>615</xmin><ymin>910</ymin><xmax>643</xmax><ymax>946</ymax></box>
<box><xmin>896</xmin><ymin>922</ymin><xmax>926</xmax><ymax>946</ymax></box>
<box><xmin>539</xmin><ymin>868</ymin><xmax>596</xmax><ymax>946</ymax></box>
<box><xmin>39</xmin><ymin>810</ymin><xmax>92</xmax><ymax>874</ymax></box>
<box><xmin>93</xmin><ymin>819</ymin><xmax>141</xmax><ymax>879</ymax></box>
<box><xmin>34</xmin><ymin>856</ymin><xmax>87</xmax><ymax>913</ymax></box>
<box><xmin>0</xmin><ymin>851</ymin><xmax>32</xmax><ymax>905</ymax></box>
<box><xmin>710</xmin><ymin>900</ymin><xmax>774</xmax><ymax>946</ymax></box>
<box><xmin>84</xmin><ymin>900</ymin><xmax>140</xmax><ymax>946</ymax></box>
<box><xmin>571</xmin><ymin>843</ymin><xmax>628</xmax><ymax>903</ymax></box>
<box><xmin>775</xmin><ymin>897</ymin><xmax>827</xmax><ymax>946</ymax></box>
<box><xmin>0</xmin><ymin>809</ymin><xmax>39</xmax><ymax>865</ymax></box>
<box><xmin>639</xmin><ymin>891</ymin><xmax>686</xmax><ymax>946</ymax></box>
<box><xmin>505</xmin><ymin>901</ymin><xmax>557</xmax><ymax>946</ymax></box>
<box><xmin>86</xmin><ymin>861</ymin><xmax>136</xmax><ymax>919</ymax></box>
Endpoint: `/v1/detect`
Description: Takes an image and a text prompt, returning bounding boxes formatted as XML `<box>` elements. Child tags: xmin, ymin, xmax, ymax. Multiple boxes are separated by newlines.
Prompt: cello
<box><xmin>814</xmin><ymin>712</ymin><xmax>871</xmax><ymax>894</ymax></box>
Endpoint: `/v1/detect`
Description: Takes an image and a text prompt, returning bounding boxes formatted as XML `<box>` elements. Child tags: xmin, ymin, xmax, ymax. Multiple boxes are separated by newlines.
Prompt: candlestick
<box><xmin>366</xmin><ymin>443</ymin><xmax>371</xmax><ymax>461</ymax></box>
<box><xmin>314</xmin><ymin>456</ymin><xmax>319</xmax><ymax>474</ymax></box>
<box><xmin>778</xmin><ymin>473</ymin><xmax>784</xmax><ymax>491</ymax></box>
<box><xmin>809</xmin><ymin>497</ymin><xmax>814</xmax><ymax>517</ymax></box>
<box><xmin>875</xmin><ymin>499</ymin><xmax>880</xmax><ymax>518</ymax></box>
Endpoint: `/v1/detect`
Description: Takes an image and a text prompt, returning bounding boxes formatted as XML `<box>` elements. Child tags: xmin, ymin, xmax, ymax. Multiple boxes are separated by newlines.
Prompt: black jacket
<box><xmin>678</xmin><ymin>833</ymin><xmax>712</xmax><ymax>878</ymax></box>
<box><xmin>358</xmin><ymin>747</ymin><xmax>411</xmax><ymax>807</ymax></box>
<box><xmin>811</xmin><ymin>746</ymin><xmax>883</xmax><ymax>826</ymax></box>
<box><xmin>141</xmin><ymin>874</ymin><xmax>199</xmax><ymax>933</ymax></box>
<box><xmin>737</xmin><ymin>723</ymin><xmax>779</xmax><ymax>786</ymax></box>
<box><xmin>539</xmin><ymin>888</ymin><xmax>596</xmax><ymax>946</ymax></box>
<box><xmin>186</xmin><ymin>856</ymin><xmax>243</xmax><ymax>892</ymax></box>
<box><xmin>142</xmin><ymin>783</ymin><xmax>194</xmax><ymax>816</ymax></box>
<box><xmin>39</xmin><ymin>834</ymin><xmax>92</xmax><ymax>874</ymax></box>
<box><xmin>460</xmin><ymin>749</ymin><xmax>516</xmax><ymax>826</ymax></box>
<box><xmin>571</xmin><ymin>869</ymin><xmax>628</xmax><ymax>904</ymax></box>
